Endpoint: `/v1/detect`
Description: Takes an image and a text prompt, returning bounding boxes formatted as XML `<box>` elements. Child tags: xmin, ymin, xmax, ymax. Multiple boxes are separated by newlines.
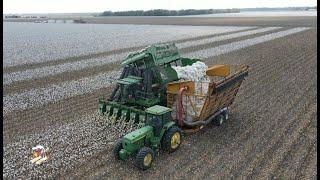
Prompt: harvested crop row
<box><xmin>4</xmin><ymin>27</ymin><xmax>259</xmax><ymax>74</ymax></box>
<box><xmin>249</xmin><ymin>104</ymin><xmax>317</xmax><ymax>179</ymax></box>
<box><xmin>3</xmin><ymin>27</ymin><xmax>277</xmax><ymax>85</ymax></box>
<box><xmin>4</xmin><ymin>23</ymin><xmax>253</xmax><ymax>67</ymax></box>
<box><xmin>4</xmin><ymin>27</ymin><xmax>287</xmax><ymax>95</ymax></box>
<box><xmin>3</xmin><ymin>27</ymin><xmax>306</xmax><ymax>114</ymax></box>
<box><xmin>178</xmin><ymin>26</ymin><xmax>281</xmax><ymax>49</ymax></box>
<box><xmin>185</xmin><ymin>27</ymin><xmax>310</xmax><ymax>58</ymax></box>
<box><xmin>270</xmin><ymin>114</ymin><xmax>317</xmax><ymax>179</ymax></box>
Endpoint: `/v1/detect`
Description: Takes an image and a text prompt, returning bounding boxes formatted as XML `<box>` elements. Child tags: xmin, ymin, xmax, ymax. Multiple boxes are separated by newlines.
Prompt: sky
<box><xmin>3</xmin><ymin>0</ymin><xmax>317</xmax><ymax>14</ymax></box>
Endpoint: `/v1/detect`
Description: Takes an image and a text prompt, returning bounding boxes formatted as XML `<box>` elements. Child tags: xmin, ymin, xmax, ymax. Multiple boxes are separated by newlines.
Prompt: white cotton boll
<box><xmin>172</xmin><ymin>61</ymin><xmax>209</xmax><ymax>82</ymax></box>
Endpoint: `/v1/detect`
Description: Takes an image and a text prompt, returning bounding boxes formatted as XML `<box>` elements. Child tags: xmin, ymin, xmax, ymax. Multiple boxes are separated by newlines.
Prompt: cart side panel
<box><xmin>199</xmin><ymin>71</ymin><xmax>248</xmax><ymax>120</ymax></box>
<box><xmin>199</xmin><ymin>77</ymin><xmax>246</xmax><ymax>121</ymax></box>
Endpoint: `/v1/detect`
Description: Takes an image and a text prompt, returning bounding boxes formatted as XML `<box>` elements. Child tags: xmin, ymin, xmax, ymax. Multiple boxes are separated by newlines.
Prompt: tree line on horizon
<box><xmin>101</xmin><ymin>9</ymin><xmax>240</xmax><ymax>16</ymax></box>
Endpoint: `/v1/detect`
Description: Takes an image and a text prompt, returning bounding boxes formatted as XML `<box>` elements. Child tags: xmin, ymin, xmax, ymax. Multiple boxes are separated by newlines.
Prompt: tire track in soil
<box><xmin>268</xmin><ymin>115</ymin><xmax>317</xmax><ymax>179</ymax></box>
<box><xmin>3</xmin><ymin>27</ymin><xmax>259</xmax><ymax>74</ymax></box>
<box><xmin>294</xmin><ymin>140</ymin><xmax>317</xmax><ymax>180</ymax></box>
<box><xmin>246</xmin><ymin>102</ymin><xmax>317</xmax><ymax>179</ymax></box>
<box><xmin>3</xmin><ymin>27</ymin><xmax>285</xmax><ymax>96</ymax></box>
<box><xmin>76</xmin><ymin>28</ymin><xmax>316</xmax><ymax>179</ymax></box>
<box><xmin>214</xmin><ymin>58</ymin><xmax>316</xmax><ymax>179</ymax></box>
<box><xmin>161</xmin><ymin>29</ymin><xmax>316</xmax><ymax>179</ymax></box>
<box><xmin>226</xmin><ymin>54</ymin><xmax>317</xmax><ymax>178</ymax></box>
<box><xmin>177</xmin><ymin>49</ymin><xmax>316</xmax><ymax>180</ymax></box>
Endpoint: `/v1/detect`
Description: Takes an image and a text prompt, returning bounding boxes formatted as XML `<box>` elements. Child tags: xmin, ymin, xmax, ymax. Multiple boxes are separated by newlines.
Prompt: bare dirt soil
<box><xmin>3</xmin><ymin>27</ymin><xmax>317</xmax><ymax>179</ymax></box>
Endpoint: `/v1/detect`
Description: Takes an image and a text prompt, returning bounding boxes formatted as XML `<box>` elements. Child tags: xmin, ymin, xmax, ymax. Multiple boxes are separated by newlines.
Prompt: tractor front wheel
<box><xmin>162</xmin><ymin>126</ymin><xmax>182</xmax><ymax>153</ymax></box>
<box><xmin>135</xmin><ymin>147</ymin><xmax>155</xmax><ymax>170</ymax></box>
<box><xmin>113</xmin><ymin>139</ymin><xmax>123</xmax><ymax>160</ymax></box>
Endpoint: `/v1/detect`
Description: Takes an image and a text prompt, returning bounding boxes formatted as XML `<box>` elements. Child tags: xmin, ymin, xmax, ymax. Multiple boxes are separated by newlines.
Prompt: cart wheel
<box><xmin>214</xmin><ymin>114</ymin><xmax>225</xmax><ymax>126</ymax></box>
<box><xmin>113</xmin><ymin>139</ymin><xmax>123</xmax><ymax>159</ymax></box>
<box><xmin>135</xmin><ymin>147</ymin><xmax>154</xmax><ymax>170</ymax></box>
<box><xmin>222</xmin><ymin>110</ymin><xmax>229</xmax><ymax>121</ymax></box>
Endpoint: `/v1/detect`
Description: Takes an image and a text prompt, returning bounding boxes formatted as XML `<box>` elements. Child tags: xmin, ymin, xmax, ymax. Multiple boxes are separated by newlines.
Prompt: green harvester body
<box><xmin>99</xmin><ymin>43</ymin><xmax>199</xmax><ymax>124</ymax></box>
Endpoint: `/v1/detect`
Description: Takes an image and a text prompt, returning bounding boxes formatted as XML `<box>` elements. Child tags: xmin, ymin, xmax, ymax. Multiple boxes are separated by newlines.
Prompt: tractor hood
<box><xmin>123</xmin><ymin>126</ymin><xmax>153</xmax><ymax>143</ymax></box>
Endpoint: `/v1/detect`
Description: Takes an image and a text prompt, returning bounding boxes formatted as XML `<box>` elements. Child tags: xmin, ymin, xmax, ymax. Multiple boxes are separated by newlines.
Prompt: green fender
<box><xmin>159</xmin><ymin>121</ymin><xmax>176</xmax><ymax>139</ymax></box>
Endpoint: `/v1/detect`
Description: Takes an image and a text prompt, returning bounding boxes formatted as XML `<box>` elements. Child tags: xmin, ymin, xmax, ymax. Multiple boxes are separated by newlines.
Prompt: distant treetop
<box><xmin>101</xmin><ymin>9</ymin><xmax>240</xmax><ymax>16</ymax></box>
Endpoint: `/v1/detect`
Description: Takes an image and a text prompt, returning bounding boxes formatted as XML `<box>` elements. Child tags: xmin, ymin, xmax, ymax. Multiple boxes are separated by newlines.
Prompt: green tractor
<box><xmin>113</xmin><ymin>105</ymin><xmax>182</xmax><ymax>170</ymax></box>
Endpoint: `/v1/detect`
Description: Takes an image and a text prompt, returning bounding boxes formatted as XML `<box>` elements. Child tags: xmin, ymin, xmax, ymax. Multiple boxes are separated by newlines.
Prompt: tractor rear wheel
<box><xmin>162</xmin><ymin>126</ymin><xmax>182</xmax><ymax>153</ymax></box>
<box><xmin>113</xmin><ymin>139</ymin><xmax>123</xmax><ymax>160</ymax></box>
<box><xmin>135</xmin><ymin>147</ymin><xmax>154</xmax><ymax>170</ymax></box>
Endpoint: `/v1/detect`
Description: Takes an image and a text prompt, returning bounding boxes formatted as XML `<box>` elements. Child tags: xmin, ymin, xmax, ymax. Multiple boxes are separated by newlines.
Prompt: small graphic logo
<box><xmin>30</xmin><ymin>145</ymin><xmax>49</xmax><ymax>165</ymax></box>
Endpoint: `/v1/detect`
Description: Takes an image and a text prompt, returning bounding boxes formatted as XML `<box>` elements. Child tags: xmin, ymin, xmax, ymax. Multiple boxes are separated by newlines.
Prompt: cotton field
<box><xmin>3</xmin><ymin>21</ymin><xmax>317</xmax><ymax>179</ymax></box>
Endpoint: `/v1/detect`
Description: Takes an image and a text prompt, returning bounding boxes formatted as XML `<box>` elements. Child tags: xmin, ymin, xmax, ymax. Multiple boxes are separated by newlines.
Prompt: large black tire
<box><xmin>213</xmin><ymin>113</ymin><xmax>225</xmax><ymax>126</ymax></box>
<box><xmin>135</xmin><ymin>147</ymin><xmax>155</xmax><ymax>170</ymax></box>
<box><xmin>161</xmin><ymin>126</ymin><xmax>182</xmax><ymax>153</ymax></box>
<box><xmin>113</xmin><ymin>139</ymin><xmax>123</xmax><ymax>160</ymax></box>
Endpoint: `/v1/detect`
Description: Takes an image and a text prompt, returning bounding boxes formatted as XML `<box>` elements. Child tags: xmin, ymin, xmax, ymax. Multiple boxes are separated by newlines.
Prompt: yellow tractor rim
<box><xmin>171</xmin><ymin>132</ymin><xmax>181</xmax><ymax>149</ymax></box>
<box><xmin>143</xmin><ymin>154</ymin><xmax>152</xmax><ymax>167</ymax></box>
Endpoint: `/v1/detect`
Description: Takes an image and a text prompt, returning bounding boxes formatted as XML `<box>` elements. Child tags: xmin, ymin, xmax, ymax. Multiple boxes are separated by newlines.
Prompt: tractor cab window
<box><xmin>135</xmin><ymin>59</ymin><xmax>146</xmax><ymax>69</ymax></box>
<box><xmin>162</xmin><ymin>112</ymin><xmax>172</xmax><ymax>121</ymax></box>
<box><xmin>146</xmin><ymin>114</ymin><xmax>164</xmax><ymax>136</ymax></box>
<box><xmin>146</xmin><ymin>114</ymin><xmax>162</xmax><ymax>125</ymax></box>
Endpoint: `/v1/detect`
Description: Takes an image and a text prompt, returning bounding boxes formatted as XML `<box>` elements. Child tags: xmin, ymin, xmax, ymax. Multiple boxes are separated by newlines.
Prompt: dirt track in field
<box><xmin>3</xmin><ymin>24</ymin><xmax>317</xmax><ymax>179</ymax></box>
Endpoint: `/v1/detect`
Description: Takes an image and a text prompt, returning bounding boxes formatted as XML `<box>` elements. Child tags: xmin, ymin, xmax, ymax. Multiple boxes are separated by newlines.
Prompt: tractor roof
<box><xmin>145</xmin><ymin>105</ymin><xmax>172</xmax><ymax>115</ymax></box>
<box><xmin>121</xmin><ymin>43</ymin><xmax>181</xmax><ymax>66</ymax></box>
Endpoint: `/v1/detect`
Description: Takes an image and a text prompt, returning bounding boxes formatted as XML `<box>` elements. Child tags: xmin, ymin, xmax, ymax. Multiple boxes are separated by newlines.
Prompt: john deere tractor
<box><xmin>113</xmin><ymin>105</ymin><xmax>182</xmax><ymax>170</ymax></box>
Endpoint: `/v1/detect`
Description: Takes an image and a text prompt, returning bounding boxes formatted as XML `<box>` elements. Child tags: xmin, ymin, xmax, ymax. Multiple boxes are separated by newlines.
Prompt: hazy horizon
<box><xmin>4</xmin><ymin>0</ymin><xmax>317</xmax><ymax>14</ymax></box>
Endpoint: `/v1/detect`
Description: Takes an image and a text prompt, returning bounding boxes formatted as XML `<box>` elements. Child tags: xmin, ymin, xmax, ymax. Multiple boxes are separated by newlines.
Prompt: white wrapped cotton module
<box><xmin>172</xmin><ymin>61</ymin><xmax>208</xmax><ymax>82</ymax></box>
<box><xmin>171</xmin><ymin>61</ymin><xmax>211</xmax><ymax>122</ymax></box>
<box><xmin>172</xmin><ymin>61</ymin><xmax>210</xmax><ymax>94</ymax></box>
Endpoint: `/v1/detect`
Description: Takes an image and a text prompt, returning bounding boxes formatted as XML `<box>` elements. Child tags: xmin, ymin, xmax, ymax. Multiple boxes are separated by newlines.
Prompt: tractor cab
<box><xmin>117</xmin><ymin>75</ymin><xmax>143</xmax><ymax>103</ymax></box>
<box><xmin>145</xmin><ymin>105</ymin><xmax>173</xmax><ymax>136</ymax></box>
